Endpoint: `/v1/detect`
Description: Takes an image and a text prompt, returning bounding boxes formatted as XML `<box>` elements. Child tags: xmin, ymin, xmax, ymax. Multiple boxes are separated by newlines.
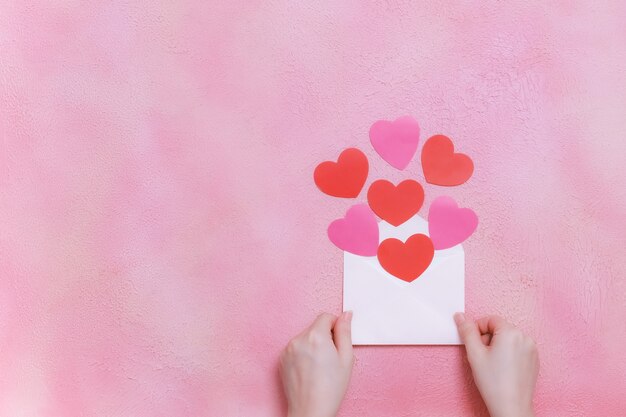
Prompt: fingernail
<box><xmin>345</xmin><ymin>310</ymin><xmax>353</xmax><ymax>322</ymax></box>
<box><xmin>454</xmin><ymin>312</ymin><xmax>465</xmax><ymax>325</ymax></box>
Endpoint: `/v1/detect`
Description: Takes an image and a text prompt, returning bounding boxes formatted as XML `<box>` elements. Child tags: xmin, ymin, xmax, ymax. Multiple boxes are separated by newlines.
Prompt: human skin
<box><xmin>281</xmin><ymin>312</ymin><xmax>538</xmax><ymax>417</ymax></box>
<box><xmin>279</xmin><ymin>312</ymin><xmax>354</xmax><ymax>417</ymax></box>
<box><xmin>454</xmin><ymin>313</ymin><xmax>539</xmax><ymax>417</ymax></box>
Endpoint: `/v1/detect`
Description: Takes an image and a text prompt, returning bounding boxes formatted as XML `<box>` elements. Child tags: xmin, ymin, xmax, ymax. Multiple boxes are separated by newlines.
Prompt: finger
<box><xmin>333</xmin><ymin>311</ymin><xmax>353</xmax><ymax>363</ymax></box>
<box><xmin>475</xmin><ymin>315</ymin><xmax>511</xmax><ymax>336</ymax></box>
<box><xmin>310</xmin><ymin>312</ymin><xmax>337</xmax><ymax>335</ymax></box>
<box><xmin>454</xmin><ymin>313</ymin><xmax>485</xmax><ymax>362</ymax></box>
<box><xmin>481</xmin><ymin>333</ymin><xmax>492</xmax><ymax>345</ymax></box>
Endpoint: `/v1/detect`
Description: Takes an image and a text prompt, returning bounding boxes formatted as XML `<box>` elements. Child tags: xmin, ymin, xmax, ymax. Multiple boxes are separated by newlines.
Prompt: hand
<box><xmin>454</xmin><ymin>313</ymin><xmax>539</xmax><ymax>417</ymax></box>
<box><xmin>280</xmin><ymin>312</ymin><xmax>354</xmax><ymax>417</ymax></box>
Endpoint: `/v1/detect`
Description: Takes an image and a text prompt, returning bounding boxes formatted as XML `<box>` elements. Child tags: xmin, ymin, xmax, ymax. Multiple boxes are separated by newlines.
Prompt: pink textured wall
<box><xmin>1</xmin><ymin>2</ymin><xmax>625</xmax><ymax>416</ymax></box>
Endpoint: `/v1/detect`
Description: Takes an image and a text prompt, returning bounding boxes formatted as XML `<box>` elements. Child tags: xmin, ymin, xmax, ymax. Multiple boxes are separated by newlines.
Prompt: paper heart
<box><xmin>421</xmin><ymin>135</ymin><xmax>474</xmax><ymax>186</ymax></box>
<box><xmin>367</xmin><ymin>179</ymin><xmax>424</xmax><ymax>226</ymax></box>
<box><xmin>377</xmin><ymin>234</ymin><xmax>434</xmax><ymax>282</ymax></box>
<box><xmin>328</xmin><ymin>204</ymin><xmax>379</xmax><ymax>256</ymax></box>
<box><xmin>369</xmin><ymin>116</ymin><xmax>420</xmax><ymax>170</ymax></box>
<box><xmin>428</xmin><ymin>196</ymin><xmax>478</xmax><ymax>250</ymax></box>
<box><xmin>314</xmin><ymin>148</ymin><xmax>368</xmax><ymax>198</ymax></box>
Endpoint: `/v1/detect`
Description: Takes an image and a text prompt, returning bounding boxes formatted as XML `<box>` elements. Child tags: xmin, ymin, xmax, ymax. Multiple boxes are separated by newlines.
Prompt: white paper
<box><xmin>343</xmin><ymin>214</ymin><xmax>464</xmax><ymax>345</ymax></box>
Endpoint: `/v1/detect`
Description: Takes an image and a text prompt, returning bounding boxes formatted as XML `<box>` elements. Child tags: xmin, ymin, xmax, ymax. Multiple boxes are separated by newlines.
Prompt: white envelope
<box><xmin>343</xmin><ymin>214</ymin><xmax>464</xmax><ymax>345</ymax></box>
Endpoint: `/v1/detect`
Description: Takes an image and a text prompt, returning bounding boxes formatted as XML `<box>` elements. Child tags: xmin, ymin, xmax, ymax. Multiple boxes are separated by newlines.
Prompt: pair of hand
<box><xmin>280</xmin><ymin>312</ymin><xmax>539</xmax><ymax>417</ymax></box>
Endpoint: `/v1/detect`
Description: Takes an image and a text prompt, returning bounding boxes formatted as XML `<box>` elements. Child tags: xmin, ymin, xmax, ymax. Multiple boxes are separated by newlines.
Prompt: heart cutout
<box><xmin>369</xmin><ymin>116</ymin><xmax>420</xmax><ymax>170</ymax></box>
<box><xmin>328</xmin><ymin>204</ymin><xmax>379</xmax><ymax>256</ymax></box>
<box><xmin>377</xmin><ymin>234</ymin><xmax>434</xmax><ymax>282</ymax></box>
<box><xmin>314</xmin><ymin>148</ymin><xmax>368</xmax><ymax>198</ymax></box>
<box><xmin>421</xmin><ymin>135</ymin><xmax>474</xmax><ymax>186</ymax></box>
<box><xmin>428</xmin><ymin>196</ymin><xmax>478</xmax><ymax>250</ymax></box>
<box><xmin>367</xmin><ymin>179</ymin><xmax>424</xmax><ymax>226</ymax></box>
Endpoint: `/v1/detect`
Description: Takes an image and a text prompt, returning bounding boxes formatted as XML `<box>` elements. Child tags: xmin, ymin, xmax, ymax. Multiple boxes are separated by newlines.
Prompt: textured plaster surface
<box><xmin>1</xmin><ymin>1</ymin><xmax>625</xmax><ymax>416</ymax></box>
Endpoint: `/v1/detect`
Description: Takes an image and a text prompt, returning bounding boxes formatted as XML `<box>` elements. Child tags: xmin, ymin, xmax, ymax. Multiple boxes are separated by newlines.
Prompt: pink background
<box><xmin>1</xmin><ymin>2</ymin><xmax>625</xmax><ymax>416</ymax></box>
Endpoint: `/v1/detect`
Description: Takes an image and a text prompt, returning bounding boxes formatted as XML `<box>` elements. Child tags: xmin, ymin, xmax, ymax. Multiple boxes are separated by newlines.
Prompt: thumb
<box><xmin>333</xmin><ymin>311</ymin><xmax>353</xmax><ymax>363</ymax></box>
<box><xmin>454</xmin><ymin>313</ymin><xmax>484</xmax><ymax>363</ymax></box>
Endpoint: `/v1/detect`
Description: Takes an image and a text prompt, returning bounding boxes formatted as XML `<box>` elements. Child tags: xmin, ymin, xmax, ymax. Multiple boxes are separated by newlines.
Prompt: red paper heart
<box><xmin>421</xmin><ymin>135</ymin><xmax>474</xmax><ymax>186</ymax></box>
<box><xmin>314</xmin><ymin>148</ymin><xmax>368</xmax><ymax>198</ymax></box>
<box><xmin>367</xmin><ymin>179</ymin><xmax>424</xmax><ymax>226</ymax></box>
<box><xmin>377</xmin><ymin>234</ymin><xmax>434</xmax><ymax>282</ymax></box>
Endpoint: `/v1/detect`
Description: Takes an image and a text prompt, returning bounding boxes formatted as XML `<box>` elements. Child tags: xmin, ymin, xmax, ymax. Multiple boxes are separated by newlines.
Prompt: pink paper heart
<box><xmin>428</xmin><ymin>196</ymin><xmax>478</xmax><ymax>250</ymax></box>
<box><xmin>369</xmin><ymin>116</ymin><xmax>420</xmax><ymax>170</ymax></box>
<box><xmin>328</xmin><ymin>204</ymin><xmax>379</xmax><ymax>256</ymax></box>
